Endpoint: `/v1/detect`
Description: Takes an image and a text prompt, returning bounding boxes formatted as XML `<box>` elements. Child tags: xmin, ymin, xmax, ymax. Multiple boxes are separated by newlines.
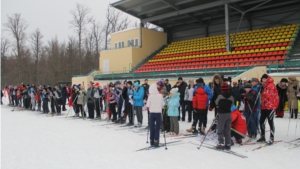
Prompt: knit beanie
<box><xmin>134</xmin><ymin>82</ymin><xmax>140</xmax><ymax>87</ymax></box>
<box><xmin>221</xmin><ymin>82</ymin><xmax>230</xmax><ymax>92</ymax></box>
<box><xmin>244</xmin><ymin>83</ymin><xmax>252</xmax><ymax>88</ymax></box>
<box><xmin>170</xmin><ymin>88</ymin><xmax>178</xmax><ymax>94</ymax></box>
<box><xmin>261</xmin><ymin>74</ymin><xmax>268</xmax><ymax>79</ymax></box>
<box><xmin>127</xmin><ymin>81</ymin><xmax>133</xmax><ymax>86</ymax></box>
<box><xmin>280</xmin><ymin>78</ymin><xmax>288</xmax><ymax>83</ymax></box>
<box><xmin>156</xmin><ymin>80</ymin><xmax>164</xmax><ymax>87</ymax></box>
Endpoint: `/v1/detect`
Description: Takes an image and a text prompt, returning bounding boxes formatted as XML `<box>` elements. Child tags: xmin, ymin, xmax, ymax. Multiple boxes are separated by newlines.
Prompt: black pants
<box><xmin>37</xmin><ymin>99</ymin><xmax>41</xmax><ymax>110</ymax></box>
<box><xmin>62</xmin><ymin>99</ymin><xmax>66</xmax><ymax>110</ymax></box>
<box><xmin>192</xmin><ymin>110</ymin><xmax>207</xmax><ymax>129</ymax></box>
<box><xmin>76</xmin><ymin>104</ymin><xmax>86</xmax><ymax>117</ymax></box>
<box><xmin>125</xmin><ymin>100</ymin><xmax>133</xmax><ymax>123</ymax></box>
<box><xmin>260</xmin><ymin>109</ymin><xmax>275</xmax><ymax>138</ymax></box>
<box><xmin>50</xmin><ymin>97</ymin><xmax>55</xmax><ymax>113</ymax></box>
<box><xmin>290</xmin><ymin>109</ymin><xmax>298</xmax><ymax>119</ymax></box>
<box><xmin>54</xmin><ymin>98</ymin><xmax>62</xmax><ymax>113</ymax></box>
<box><xmin>178</xmin><ymin>101</ymin><xmax>186</xmax><ymax>121</ymax></box>
<box><xmin>26</xmin><ymin>98</ymin><xmax>31</xmax><ymax>109</ymax></box>
<box><xmin>87</xmin><ymin>102</ymin><xmax>94</xmax><ymax>118</ymax></box>
<box><xmin>109</xmin><ymin>102</ymin><xmax>117</xmax><ymax>120</ymax></box>
<box><xmin>186</xmin><ymin>101</ymin><xmax>193</xmax><ymax>122</ymax></box>
<box><xmin>231</xmin><ymin>130</ymin><xmax>244</xmax><ymax>140</ymax></box>
<box><xmin>95</xmin><ymin>98</ymin><xmax>101</xmax><ymax>117</ymax></box>
<box><xmin>12</xmin><ymin>95</ymin><xmax>17</xmax><ymax>106</ymax></box>
<box><xmin>42</xmin><ymin>100</ymin><xmax>49</xmax><ymax>113</ymax></box>
<box><xmin>162</xmin><ymin>108</ymin><xmax>170</xmax><ymax>132</ymax></box>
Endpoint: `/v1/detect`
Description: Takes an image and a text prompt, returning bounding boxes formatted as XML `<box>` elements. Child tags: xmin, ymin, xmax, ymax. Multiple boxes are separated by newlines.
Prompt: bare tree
<box><xmin>30</xmin><ymin>28</ymin><xmax>43</xmax><ymax>84</ymax></box>
<box><xmin>1</xmin><ymin>36</ymin><xmax>10</xmax><ymax>87</ymax></box>
<box><xmin>90</xmin><ymin>19</ymin><xmax>103</xmax><ymax>59</ymax></box>
<box><xmin>103</xmin><ymin>5</ymin><xmax>131</xmax><ymax>49</ymax></box>
<box><xmin>3</xmin><ymin>13</ymin><xmax>29</xmax><ymax>81</ymax></box>
<box><xmin>70</xmin><ymin>3</ymin><xmax>91</xmax><ymax>75</ymax></box>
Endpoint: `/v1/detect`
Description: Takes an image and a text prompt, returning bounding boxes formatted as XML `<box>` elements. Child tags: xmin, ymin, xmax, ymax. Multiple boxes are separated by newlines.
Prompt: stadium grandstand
<box><xmin>72</xmin><ymin>0</ymin><xmax>300</xmax><ymax>85</ymax></box>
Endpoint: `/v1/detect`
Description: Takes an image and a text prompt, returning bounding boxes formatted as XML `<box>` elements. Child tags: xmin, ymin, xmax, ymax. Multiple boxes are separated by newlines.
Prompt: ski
<box><xmin>115</xmin><ymin>126</ymin><xmax>136</xmax><ymax>131</ymax></box>
<box><xmin>202</xmin><ymin>145</ymin><xmax>248</xmax><ymax>158</ymax></box>
<box><xmin>285</xmin><ymin>138</ymin><xmax>300</xmax><ymax>143</ymax></box>
<box><xmin>172</xmin><ymin>135</ymin><xmax>197</xmax><ymax>140</ymax></box>
<box><xmin>252</xmin><ymin>140</ymin><xmax>282</xmax><ymax>151</ymax></box>
<box><xmin>288</xmin><ymin>143</ymin><xmax>300</xmax><ymax>149</ymax></box>
<box><xmin>135</xmin><ymin>140</ymin><xmax>182</xmax><ymax>152</ymax></box>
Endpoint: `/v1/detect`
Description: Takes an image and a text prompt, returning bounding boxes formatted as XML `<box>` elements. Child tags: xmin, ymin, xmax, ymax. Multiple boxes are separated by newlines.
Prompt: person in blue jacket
<box><xmin>194</xmin><ymin>78</ymin><xmax>212</xmax><ymax>134</ymax></box>
<box><xmin>168</xmin><ymin>88</ymin><xmax>180</xmax><ymax>135</ymax></box>
<box><xmin>133</xmin><ymin>82</ymin><xmax>145</xmax><ymax>127</ymax></box>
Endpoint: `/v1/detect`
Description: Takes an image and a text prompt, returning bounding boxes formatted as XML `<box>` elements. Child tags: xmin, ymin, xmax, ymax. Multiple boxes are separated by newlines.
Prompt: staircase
<box><xmin>131</xmin><ymin>44</ymin><xmax>167</xmax><ymax>72</ymax></box>
<box><xmin>289</xmin><ymin>35</ymin><xmax>300</xmax><ymax>61</ymax></box>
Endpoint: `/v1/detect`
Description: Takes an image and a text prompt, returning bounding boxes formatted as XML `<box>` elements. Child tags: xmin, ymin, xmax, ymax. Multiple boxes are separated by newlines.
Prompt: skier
<box><xmin>184</xmin><ymin>80</ymin><xmax>194</xmax><ymax>123</ymax></box>
<box><xmin>146</xmin><ymin>83</ymin><xmax>165</xmax><ymax>147</ymax></box>
<box><xmin>276</xmin><ymin>78</ymin><xmax>288</xmax><ymax>118</ymax></box>
<box><xmin>167</xmin><ymin>88</ymin><xmax>180</xmax><ymax>136</ymax></box>
<box><xmin>186</xmin><ymin>83</ymin><xmax>208</xmax><ymax>134</ymax></box>
<box><xmin>287</xmin><ymin>76</ymin><xmax>299</xmax><ymax>119</ymax></box>
<box><xmin>243</xmin><ymin>83</ymin><xmax>258</xmax><ymax>140</ymax></box>
<box><xmin>215</xmin><ymin>82</ymin><xmax>234</xmax><ymax>150</ymax></box>
<box><xmin>93</xmin><ymin>82</ymin><xmax>102</xmax><ymax>119</ymax></box>
<box><xmin>114</xmin><ymin>81</ymin><xmax>123</xmax><ymax>123</ymax></box>
<box><xmin>257</xmin><ymin>74</ymin><xmax>279</xmax><ymax>145</ymax></box>
<box><xmin>230</xmin><ymin>105</ymin><xmax>247</xmax><ymax>145</ymax></box>
<box><xmin>86</xmin><ymin>83</ymin><xmax>95</xmax><ymax>119</ymax></box>
<box><xmin>133</xmin><ymin>81</ymin><xmax>145</xmax><ymax>127</ymax></box>
<box><xmin>210</xmin><ymin>74</ymin><xmax>223</xmax><ymax>117</ymax></box>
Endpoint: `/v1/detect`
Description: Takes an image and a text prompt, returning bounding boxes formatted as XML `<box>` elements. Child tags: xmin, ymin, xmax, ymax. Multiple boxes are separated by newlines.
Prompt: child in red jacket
<box><xmin>187</xmin><ymin>86</ymin><xmax>208</xmax><ymax>134</ymax></box>
<box><xmin>230</xmin><ymin>105</ymin><xmax>247</xmax><ymax>145</ymax></box>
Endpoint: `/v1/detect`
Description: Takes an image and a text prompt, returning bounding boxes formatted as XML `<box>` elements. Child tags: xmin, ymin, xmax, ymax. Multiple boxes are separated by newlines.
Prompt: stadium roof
<box><xmin>111</xmin><ymin>0</ymin><xmax>300</xmax><ymax>30</ymax></box>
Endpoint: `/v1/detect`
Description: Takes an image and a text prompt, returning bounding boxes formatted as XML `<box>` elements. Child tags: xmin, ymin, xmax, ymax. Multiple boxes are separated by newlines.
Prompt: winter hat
<box><xmin>114</xmin><ymin>81</ymin><xmax>121</xmax><ymax>85</ymax></box>
<box><xmin>134</xmin><ymin>82</ymin><xmax>140</xmax><ymax>87</ymax></box>
<box><xmin>244</xmin><ymin>83</ymin><xmax>252</xmax><ymax>88</ymax></box>
<box><xmin>109</xmin><ymin>83</ymin><xmax>114</xmax><ymax>88</ymax></box>
<box><xmin>156</xmin><ymin>81</ymin><xmax>164</xmax><ymax>87</ymax></box>
<box><xmin>280</xmin><ymin>78</ymin><xmax>288</xmax><ymax>83</ymax></box>
<box><xmin>288</xmin><ymin>76</ymin><xmax>296</xmax><ymax>81</ymax></box>
<box><xmin>30</xmin><ymin>88</ymin><xmax>34</xmax><ymax>92</ymax></box>
<box><xmin>134</xmin><ymin>80</ymin><xmax>140</xmax><ymax>84</ymax></box>
<box><xmin>170</xmin><ymin>88</ymin><xmax>178</xmax><ymax>94</ymax></box>
<box><xmin>196</xmin><ymin>78</ymin><xmax>204</xmax><ymax>84</ymax></box>
<box><xmin>261</xmin><ymin>74</ymin><xmax>268</xmax><ymax>79</ymax></box>
<box><xmin>127</xmin><ymin>81</ymin><xmax>133</xmax><ymax>85</ymax></box>
<box><xmin>188</xmin><ymin>79</ymin><xmax>194</xmax><ymax>83</ymax></box>
<box><xmin>221</xmin><ymin>82</ymin><xmax>230</xmax><ymax>92</ymax></box>
<box><xmin>231</xmin><ymin>105</ymin><xmax>237</xmax><ymax>112</ymax></box>
<box><xmin>94</xmin><ymin>82</ymin><xmax>99</xmax><ymax>87</ymax></box>
<box><xmin>251</xmin><ymin>78</ymin><xmax>259</xmax><ymax>82</ymax></box>
<box><xmin>178</xmin><ymin>77</ymin><xmax>183</xmax><ymax>80</ymax></box>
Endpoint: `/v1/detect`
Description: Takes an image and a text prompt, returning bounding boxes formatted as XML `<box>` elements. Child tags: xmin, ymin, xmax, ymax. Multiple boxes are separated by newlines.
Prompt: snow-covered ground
<box><xmin>1</xmin><ymin>103</ymin><xmax>300</xmax><ymax>169</ymax></box>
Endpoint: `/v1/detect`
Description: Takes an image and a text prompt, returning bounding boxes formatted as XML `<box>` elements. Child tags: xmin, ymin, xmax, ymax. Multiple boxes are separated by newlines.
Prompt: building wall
<box><xmin>99</xmin><ymin>28</ymin><xmax>167</xmax><ymax>74</ymax></box>
<box><xmin>232</xmin><ymin>66</ymin><xmax>267</xmax><ymax>82</ymax></box>
<box><xmin>72</xmin><ymin>76</ymin><xmax>94</xmax><ymax>88</ymax></box>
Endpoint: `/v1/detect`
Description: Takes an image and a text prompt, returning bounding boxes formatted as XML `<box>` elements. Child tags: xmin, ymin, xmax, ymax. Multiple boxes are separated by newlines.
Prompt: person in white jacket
<box><xmin>184</xmin><ymin>80</ymin><xmax>194</xmax><ymax>122</ymax></box>
<box><xmin>146</xmin><ymin>83</ymin><xmax>165</xmax><ymax>147</ymax></box>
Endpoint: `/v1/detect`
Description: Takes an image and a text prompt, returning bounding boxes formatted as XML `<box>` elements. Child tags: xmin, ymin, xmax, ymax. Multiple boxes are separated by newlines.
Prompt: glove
<box><xmin>293</xmin><ymin>86</ymin><xmax>297</xmax><ymax>90</ymax></box>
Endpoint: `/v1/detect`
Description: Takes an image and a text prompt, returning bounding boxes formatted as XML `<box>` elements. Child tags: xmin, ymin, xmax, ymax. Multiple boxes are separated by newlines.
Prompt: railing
<box><xmin>131</xmin><ymin>44</ymin><xmax>168</xmax><ymax>71</ymax></box>
<box><xmin>73</xmin><ymin>68</ymin><xmax>99</xmax><ymax>77</ymax></box>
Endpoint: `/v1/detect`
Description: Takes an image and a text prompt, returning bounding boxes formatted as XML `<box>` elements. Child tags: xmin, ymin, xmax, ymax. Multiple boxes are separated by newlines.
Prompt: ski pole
<box><xmin>198</xmin><ymin>114</ymin><xmax>217</xmax><ymax>150</ymax></box>
<box><xmin>287</xmin><ymin>101</ymin><xmax>294</xmax><ymax>136</ymax></box>
<box><xmin>162</xmin><ymin>104</ymin><xmax>168</xmax><ymax>150</ymax></box>
<box><xmin>231</xmin><ymin>128</ymin><xmax>249</xmax><ymax>139</ymax></box>
<box><xmin>295</xmin><ymin>110</ymin><xmax>299</xmax><ymax>138</ymax></box>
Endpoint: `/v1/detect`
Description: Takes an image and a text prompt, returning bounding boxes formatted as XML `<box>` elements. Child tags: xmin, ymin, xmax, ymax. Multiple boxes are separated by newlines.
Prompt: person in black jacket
<box><xmin>231</xmin><ymin>82</ymin><xmax>241</xmax><ymax>108</ymax></box>
<box><xmin>164</xmin><ymin>79</ymin><xmax>172</xmax><ymax>93</ymax></box>
<box><xmin>61</xmin><ymin>84</ymin><xmax>68</xmax><ymax>111</ymax></box>
<box><xmin>276</xmin><ymin>78</ymin><xmax>288</xmax><ymax>118</ymax></box>
<box><xmin>210</xmin><ymin>74</ymin><xmax>223</xmax><ymax>117</ymax></box>
<box><xmin>173</xmin><ymin>77</ymin><xmax>188</xmax><ymax>121</ymax></box>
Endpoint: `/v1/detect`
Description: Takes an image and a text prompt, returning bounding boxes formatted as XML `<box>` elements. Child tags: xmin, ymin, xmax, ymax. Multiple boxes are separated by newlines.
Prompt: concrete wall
<box><xmin>232</xmin><ymin>66</ymin><xmax>267</xmax><ymax>82</ymax></box>
<box><xmin>99</xmin><ymin>28</ymin><xmax>167</xmax><ymax>74</ymax></box>
<box><xmin>72</xmin><ymin>76</ymin><xmax>94</xmax><ymax>88</ymax></box>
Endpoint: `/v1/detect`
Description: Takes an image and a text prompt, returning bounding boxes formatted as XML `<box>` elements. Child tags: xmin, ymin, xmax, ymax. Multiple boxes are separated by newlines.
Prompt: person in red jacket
<box><xmin>187</xmin><ymin>86</ymin><xmax>208</xmax><ymax>134</ymax></box>
<box><xmin>257</xmin><ymin>74</ymin><xmax>279</xmax><ymax>145</ymax></box>
<box><xmin>230</xmin><ymin>105</ymin><xmax>247</xmax><ymax>145</ymax></box>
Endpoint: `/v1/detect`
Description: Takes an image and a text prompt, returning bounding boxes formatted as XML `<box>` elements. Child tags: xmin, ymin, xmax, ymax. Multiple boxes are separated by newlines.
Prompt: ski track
<box><xmin>1</xmin><ymin>105</ymin><xmax>300</xmax><ymax>169</ymax></box>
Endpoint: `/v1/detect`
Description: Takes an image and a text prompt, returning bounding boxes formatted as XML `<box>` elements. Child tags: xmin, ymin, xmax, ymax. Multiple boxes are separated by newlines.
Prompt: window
<box><xmin>128</xmin><ymin>38</ymin><xmax>139</xmax><ymax>47</ymax></box>
<box><xmin>114</xmin><ymin>41</ymin><xmax>124</xmax><ymax>49</ymax></box>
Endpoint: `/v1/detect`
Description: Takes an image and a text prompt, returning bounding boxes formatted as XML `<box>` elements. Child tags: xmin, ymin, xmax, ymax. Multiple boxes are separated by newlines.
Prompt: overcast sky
<box><xmin>1</xmin><ymin>0</ymin><xmax>138</xmax><ymax>42</ymax></box>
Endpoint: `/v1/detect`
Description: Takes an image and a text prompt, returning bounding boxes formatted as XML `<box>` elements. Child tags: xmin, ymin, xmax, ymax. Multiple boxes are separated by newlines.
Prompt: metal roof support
<box><xmin>229</xmin><ymin>0</ymin><xmax>272</xmax><ymax>51</ymax></box>
<box><xmin>140</xmin><ymin>22</ymin><xmax>143</xmax><ymax>48</ymax></box>
<box><xmin>142</xmin><ymin>0</ymin><xmax>244</xmax><ymax>23</ymax></box>
<box><xmin>126</xmin><ymin>0</ymin><xmax>160</xmax><ymax>11</ymax></box>
<box><xmin>225</xmin><ymin>3</ymin><xmax>230</xmax><ymax>52</ymax></box>
<box><xmin>262</xmin><ymin>10</ymin><xmax>299</xmax><ymax>28</ymax></box>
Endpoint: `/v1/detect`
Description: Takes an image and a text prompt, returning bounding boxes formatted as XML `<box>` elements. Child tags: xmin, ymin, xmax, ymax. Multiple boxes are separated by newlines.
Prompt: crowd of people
<box><xmin>1</xmin><ymin>74</ymin><xmax>300</xmax><ymax>149</ymax></box>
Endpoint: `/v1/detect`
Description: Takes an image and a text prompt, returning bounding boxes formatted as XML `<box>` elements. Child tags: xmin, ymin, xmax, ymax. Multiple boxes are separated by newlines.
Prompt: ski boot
<box><xmin>186</xmin><ymin>126</ymin><xmax>194</xmax><ymax>132</ymax></box>
<box><xmin>266</xmin><ymin>137</ymin><xmax>274</xmax><ymax>145</ymax></box>
<box><xmin>257</xmin><ymin>135</ymin><xmax>266</xmax><ymax>143</ymax></box>
<box><xmin>150</xmin><ymin>140</ymin><xmax>154</xmax><ymax>147</ymax></box>
<box><xmin>154</xmin><ymin>140</ymin><xmax>159</xmax><ymax>147</ymax></box>
<box><xmin>224</xmin><ymin>144</ymin><xmax>231</xmax><ymax>151</ymax></box>
<box><xmin>199</xmin><ymin>128</ymin><xmax>205</xmax><ymax>135</ymax></box>
<box><xmin>215</xmin><ymin>144</ymin><xmax>225</xmax><ymax>150</ymax></box>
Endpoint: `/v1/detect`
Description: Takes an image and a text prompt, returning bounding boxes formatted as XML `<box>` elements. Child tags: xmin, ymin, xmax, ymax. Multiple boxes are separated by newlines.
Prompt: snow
<box><xmin>1</xmin><ymin>103</ymin><xmax>300</xmax><ymax>169</ymax></box>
